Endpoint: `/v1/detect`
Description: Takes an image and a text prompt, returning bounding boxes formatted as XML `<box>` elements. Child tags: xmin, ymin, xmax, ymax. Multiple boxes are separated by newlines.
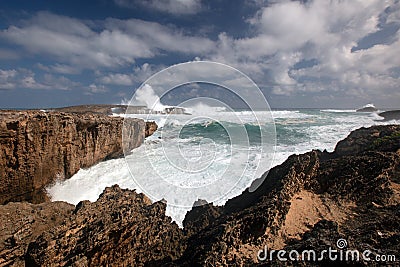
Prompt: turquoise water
<box><xmin>48</xmin><ymin>108</ymin><xmax>398</xmax><ymax>225</ymax></box>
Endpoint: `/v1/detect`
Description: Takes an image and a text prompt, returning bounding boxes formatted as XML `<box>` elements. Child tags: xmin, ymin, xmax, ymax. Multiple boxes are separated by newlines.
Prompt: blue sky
<box><xmin>0</xmin><ymin>0</ymin><xmax>399</xmax><ymax>109</ymax></box>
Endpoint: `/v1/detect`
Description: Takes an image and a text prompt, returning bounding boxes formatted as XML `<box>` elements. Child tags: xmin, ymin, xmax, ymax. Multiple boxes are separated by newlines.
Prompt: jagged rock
<box><xmin>25</xmin><ymin>185</ymin><xmax>185</xmax><ymax>267</ymax></box>
<box><xmin>145</xmin><ymin>121</ymin><xmax>158</xmax><ymax>137</ymax></box>
<box><xmin>1</xmin><ymin>125</ymin><xmax>399</xmax><ymax>266</ymax></box>
<box><xmin>0</xmin><ymin>110</ymin><xmax>147</xmax><ymax>204</ymax></box>
<box><xmin>334</xmin><ymin>125</ymin><xmax>400</xmax><ymax>156</ymax></box>
<box><xmin>174</xmin><ymin>125</ymin><xmax>400</xmax><ymax>266</ymax></box>
<box><xmin>183</xmin><ymin>203</ymin><xmax>222</xmax><ymax>237</ymax></box>
<box><xmin>0</xmin><ymin>201</ymin><xmax>74</xmax><ymax>266</ymax></box>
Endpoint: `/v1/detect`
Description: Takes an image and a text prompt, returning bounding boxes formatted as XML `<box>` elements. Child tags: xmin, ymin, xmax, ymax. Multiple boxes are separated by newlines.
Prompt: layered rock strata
<box><xmin>0</xmin><ymin>110</ymin><xmax>146</xmax><ymax>204</ymax></box>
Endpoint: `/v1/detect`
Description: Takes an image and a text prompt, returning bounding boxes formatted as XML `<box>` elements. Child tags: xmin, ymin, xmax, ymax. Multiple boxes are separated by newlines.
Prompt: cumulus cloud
<box><xmin>37</xmin><ymin>63</ymin><xmax>80</xmax><ymax>75</ymax></box>
<box><xmin>208</xmin><ymin>0</ymin><xmax>400</xmax><ymax>104</ymax></box>
<box><xmin>0</xmin><ymin>12</ymin><xmax>214</xmax><ymax>70</ymax></box>
<box><xmin>115</xmin><ymin>0</ymin><xmax>203</xmax><ymax>15</ymax></box>
<box><xmin>0</xmin><ymin>69</ymin><xmax>18</xmax><ymax>90</ymax></box>
<box><xmin>0</xmin><ymin>68</ymin><xmax>79</xmax><ymax>90</ymax></box>
<box><xmin>1</xmin><ymin>1</ymin><xmax>399</xmax><ymax>106</ymax></box>
<box><xmin>99</xmin><ymin>63</ymin><xmax>163</xmax><ymax>86</ymax></box>
<box><xmin>87</xmin><ymin>84</ymin><xmax>108</xmax><ymax>94</ymax></box>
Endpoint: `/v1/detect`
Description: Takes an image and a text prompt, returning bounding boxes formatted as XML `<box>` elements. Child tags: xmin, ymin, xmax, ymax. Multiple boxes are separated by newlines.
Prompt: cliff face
<box><xmin>0</xmin><ymin>125</ymin><xmax>399</xmax><ymax>266</ymax></box>
<box><xmin>0</xmin><ymin>111</ymin><xmax>146</xmax><ymax>204</ymax></box>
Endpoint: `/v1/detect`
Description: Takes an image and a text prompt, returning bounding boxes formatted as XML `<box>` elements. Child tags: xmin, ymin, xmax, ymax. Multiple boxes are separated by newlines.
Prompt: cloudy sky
<box><xmin>0</xmin><ymin>0</ymin><xmax>399</xmax><ymax>109</ymax></box>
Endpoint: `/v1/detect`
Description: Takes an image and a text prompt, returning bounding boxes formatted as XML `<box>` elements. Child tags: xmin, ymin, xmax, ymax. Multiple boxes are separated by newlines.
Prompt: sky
<box><xmin>0</xmin><ymin>0</ymin><xmax>399</xmax><ymax>109</ymax></box>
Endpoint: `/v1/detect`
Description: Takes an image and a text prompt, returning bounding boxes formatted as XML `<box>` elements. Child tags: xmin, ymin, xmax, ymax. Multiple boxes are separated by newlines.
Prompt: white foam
<box><xmin>48</xmin><ymin>110</ymin><xmax>399</xmax><ymax>227</ymax></box>
<box><xmin>272</xmin><ymin>110</ymin><xmax>315</xmax><ymax>119</ymax></box>
<box><xmin>321</xmin><ymin>109</ymin><xmax>356</xmax><ymax>113</ymax></box>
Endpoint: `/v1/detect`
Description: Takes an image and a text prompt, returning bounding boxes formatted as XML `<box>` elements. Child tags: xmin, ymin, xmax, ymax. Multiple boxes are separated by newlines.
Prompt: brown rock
<box><xmin>145</xmin><ymin>121</ymin><xmax>158</xmax><ymax>138</ymax></box>
<box><xmin>25</xmin><ymin>185</ymin><xmax>185</xmax><ymax>267</ymax></box>
<box><xmin>0</xmin><ymin>110</ymin><xmax>147</xmax><ymax>204</ymax></box>
<box><xmin>1</xmin><ymin>124</ymin><xmax>399</xmax><ymax>266</ymax></box>
<box><xmin>0</xmin><ymin>201</ymin><xmax>74</xmax><ymax>266</ymax></box>
<box><xmin>174</xmin><ymin>125</ymin><xmax>400</xmax><ymax>266</ymax></box>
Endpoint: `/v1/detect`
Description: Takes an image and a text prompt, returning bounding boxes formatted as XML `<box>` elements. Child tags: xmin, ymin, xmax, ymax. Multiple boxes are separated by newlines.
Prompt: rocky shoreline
<box><xmin>0</xmin><ymin>119</ymin><xmax>399</xmax><ymax>265</ymax></box>
<box><xmin>0</xmin><ymin>110</ymin><xmax>157</xmax><ymax>204</ymax></box>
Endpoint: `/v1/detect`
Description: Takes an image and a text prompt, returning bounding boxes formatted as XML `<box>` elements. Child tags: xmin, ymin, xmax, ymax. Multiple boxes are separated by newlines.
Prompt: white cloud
<box><xmin>100</xmin><ymin>73</ymin><xmax>133</xmax><ymax>86</ymax></box>
<box><xmin>115</xmin><ymin>0</ymin><xmax>203</xmax><ymax>15</ymax></box>
<box><xmin>0</xmin><ymin>69</ymin><xmax>18</xmax><ymax>89</ymax></box>
<box><xmin>87</xmin><ymin>83</ymin><xmax>108</xmax><ymax>94</ymax></box>
<box><xmin>105</xmin><ymin>18</ymin><xmax>214</xmax><ymax>54</ymax></box>
<box><xmin>1</xmin><ymin>12</ymin><xmax>214</xmax><ymax>70</ymax></box>
<box><xmin>37</xmin><ymin>63</ymin><xmax>80</xmax><ymax>75</ymax></box>
<box><xmin>208</xmin><ymin>0</ymin><xmax>400</xmax><ymax>103</ymax></box>
<box><xmin>0</xmin><ymin>68</ymin><xmax>79</xmax><ymax>90</ymax></box>
<box><xmin>1</xmin><ymin>1</ymin><xmax>399</xmax><ymax>106</ymax></box>
<box><xmin>99</xmin><ymin>63</ymin><xmax>163</xmax><ymax>86</ymax></box>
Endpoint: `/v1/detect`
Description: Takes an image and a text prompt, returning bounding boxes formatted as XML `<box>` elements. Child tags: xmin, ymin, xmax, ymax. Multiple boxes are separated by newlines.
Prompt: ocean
<box><xmin>47</xmin><ymin>108</ymin><xmax>398</xmax><ymax>225</ymax></box>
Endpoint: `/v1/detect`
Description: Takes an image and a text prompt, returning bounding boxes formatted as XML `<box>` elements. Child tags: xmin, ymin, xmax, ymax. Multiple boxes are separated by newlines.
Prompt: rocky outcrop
<box><xmin>25</xmin><ymin>185</ymin><xmax>185</xmax><ymax>267</ymax></box>
<box><xmin>0</xmin><ymin>201</ymin><xmax>74</xmax><ymax>266</ymax></box>
<box><xmin>378</xmin><ymin>110</ymin><xmax>400</xmax><ymax>121</ymax></box>
<box><xmin>334</xmin><ymin>124</ymin><xmax>400</xmax><ymax>156</ymax></box>
<box><xmin>0</xmin><ymin>110</ymin><xmax>146</xmax><ymax>204</ymax></box>
<box><xmin>176</xmin><ymin>125</ymin><xmax>400</xmax><ymax>266</ymax></box>
<box><xmin>145</xmin><ymin>121</ymin><xmax>158</xmax><ymax>138</ymax></box>
<box><xmin>54</xmin><ymin>104</ymin><xmax>128</xmax><ymax>115</ymax></box>
<box><xmin>0</xmin><ymin>125</ymin><xmax>399</xmax><ymax>266</ymax></box>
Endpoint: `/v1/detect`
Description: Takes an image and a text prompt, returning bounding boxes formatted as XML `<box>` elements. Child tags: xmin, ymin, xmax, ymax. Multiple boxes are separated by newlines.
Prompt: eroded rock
<box><xmin>0</xmin><ymin>110</ymin><xmax>147</xmax><ymax>204</ymax></box>
<box><xmin>25</xmin><ymin>185</ymin><xmax>185</xmax><ymax>267</ymax></box>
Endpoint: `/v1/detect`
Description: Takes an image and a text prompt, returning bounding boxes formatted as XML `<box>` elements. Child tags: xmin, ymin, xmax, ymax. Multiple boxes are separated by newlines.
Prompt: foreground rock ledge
<box><xmin>0</xmin><ymin>110</ymin><xmax>155</xmax><ymax>204</ymax></box>
<box><xmin>0</xmin><ymin>125</ymin><xmax>399</xmax><ymax>266</ymax></box>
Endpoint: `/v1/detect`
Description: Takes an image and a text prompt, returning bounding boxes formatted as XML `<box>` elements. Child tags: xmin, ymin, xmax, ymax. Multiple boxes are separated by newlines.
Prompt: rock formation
<box><xmin>0</xmin><ymin>125</ymin><xmax>399</xmax><ymax>266</ymax></box>
<box><xmin>356</xmin><ymin>103</ymin><xmax>378</xmax><ymax>112</ymax></box>
<box><xmin>378</xmin><ymin>110</ymin><xmax>400</xmax><ymax>121</ymax></box>
<box><xmin>25</xmin><ymin>185</ymin><xmax>185</xmax><ymax>267</ymax></box>
<box><xmin>0</xmin><ymin>201</ymin><xmax>74</xmax><ymax>266</ymax></box>
<box><xmin>0</xmin><ymin>110</ymin><xmax>146</xmax><ymax>204</ymax></box>
<box><xmin>145</xmin><ymin>121</ymin><xmax>158</xmax><ymax>137</ymax></box>
<box><xmin>177</xmin><ymin>125</ymin><xmax>400</xmax><ymax>265</ymax></box>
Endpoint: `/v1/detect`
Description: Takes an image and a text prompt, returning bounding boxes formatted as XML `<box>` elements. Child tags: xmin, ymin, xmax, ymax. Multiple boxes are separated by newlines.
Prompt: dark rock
<box><xmin>0</xmin><ymin>201</ymin><xmax>74</xmax><ymax>266</ymax></box>
<box><xmin>378</xmin><ymin>110</ymin><xmax>400</xmax><ymax>121</ymax></box>
<box><xmin>183</xmin><ymin>202</ymin><xmax>222</xmax><ymax>237</ymax></box>
<box><xmin>174</xmin><ymin>125</ymin><xmax>400</xmax><ymax>266</ymax></box>
<box><xmin>1</xmin><ymin>124</ymin><xmax>399</xmax><ymax>266</ymax></box>
<box><xmin>356</xmin><ymin>106</ymin><xmax>378</xmax><ymax>112</ymax></box>
<box><xmin>333</xmin><ymin>125</ymin><xmax>400</xmax><ymax>156</ymax></box>
<box><xmin>25</xmin><ymin>185</ymin><xmax>185</xmax><ymax>267</ymax></box>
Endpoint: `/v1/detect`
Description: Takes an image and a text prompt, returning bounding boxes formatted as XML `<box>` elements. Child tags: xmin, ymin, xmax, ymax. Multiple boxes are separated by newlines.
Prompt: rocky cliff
<box><xmin>0</xmin><ymin>125</ymin><xmax>399</xmax><ymax>266</ymax></box>
<box><xmin>0</xmin><ymin>110</ymin><xmax>147</xmax><ymax>204</ymax></box>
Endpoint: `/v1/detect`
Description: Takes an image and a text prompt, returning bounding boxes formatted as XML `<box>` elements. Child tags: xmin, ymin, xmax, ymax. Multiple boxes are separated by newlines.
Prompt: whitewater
<box><xmin>47</xmin><ymin>108</ymin><xmax>399</xmax><ymax>225</ymax></box>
